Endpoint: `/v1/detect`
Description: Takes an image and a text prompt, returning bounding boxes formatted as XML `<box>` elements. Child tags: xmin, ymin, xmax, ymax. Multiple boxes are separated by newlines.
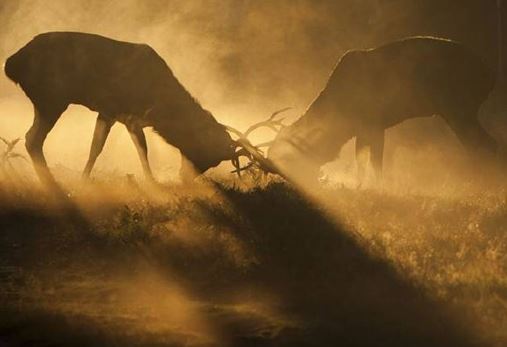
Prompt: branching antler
<box><xmin>229</xmin><ymin>140</ymin><xmax>264</xmax><ymax>177</ymax></box>
<box><xmin>226</xmin><ymin>107</ymin><xmax>290</xmax><ymax>142</ymax></box>
<box><xmin>243</xmin><ymin>107</ymin><xmax>290</xmax><ymax>138</ymax></box>
<box><xmin>230</xmin><ymin>161</ymin><xmax>255</xmax><ymax>175</ymax></box>
<box><xmin>225</xmin><ymin>108</ymin><xmax>291</xmax><ymax>177</ymax></box>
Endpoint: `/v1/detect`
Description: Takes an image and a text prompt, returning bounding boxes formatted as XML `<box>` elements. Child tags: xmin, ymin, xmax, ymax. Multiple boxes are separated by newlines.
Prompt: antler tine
<box><xmin>223</xmin><ymin>107</ymin><xmax>291</xmax><ymax>140</ymax></box>
<box><xmin>231</xmin><ymin>156</ymin><xmax>242</xmax><ymax>177</ymax></box>
<box><xmin>224</xmin><ymin>125</ymin><xmax>245</xmax><ymax>139</ymax></box>
<box><xmin>268</xmin><ymin>107</ymin><xmax>292</xmax><ymax>120</ymax></box>
<box><xmin>230</xmin><ymin>161</ymin><xmax>256</xmax><ymax>174</ymax></box>
<box><xmin>0</xmin><ymin>136</ymin><xmax>8</xmax><ymax>146</ymax></box>
<box><xmin>245</xmin><ymin>107</ymin><xmax>291</xmax><ymax>137</ymax></box>
<box><xmin>232</xmin><ymin>145</ymin><xmax>259</xmax><ymax>177</ymax></box>
<box><xmin>243</xmin><ymin>107</ymin><xmax>291</xmax><ymax>138</ymax></box>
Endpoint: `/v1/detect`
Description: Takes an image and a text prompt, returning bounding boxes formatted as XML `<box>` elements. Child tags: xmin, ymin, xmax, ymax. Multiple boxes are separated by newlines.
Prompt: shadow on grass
<box><xmin>186</xmin><ymin>182</ymin><xmax>480</xmax><ymax>347</ymax></box>
<box><xmin>0</xmin><ymin>182</ymin><xmax>484</xmax><ymax>347</ymax></box>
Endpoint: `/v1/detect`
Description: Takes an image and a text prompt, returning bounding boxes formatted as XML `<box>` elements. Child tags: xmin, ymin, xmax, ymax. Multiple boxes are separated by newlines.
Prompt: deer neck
<box><xmin>148</xmin><ymin>97</ymin><xmax>208</xmax><ymax>148</ymax></box>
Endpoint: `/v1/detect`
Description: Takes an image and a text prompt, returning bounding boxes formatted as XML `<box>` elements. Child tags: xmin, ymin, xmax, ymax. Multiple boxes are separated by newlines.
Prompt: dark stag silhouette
<box><xmin>268</xmin><ymin>37</ymin><xmax>499</xmax><ymax>182</ymax></box>
<box><xmin>4</xmin><ymin>32</ymin><xmax>280</xmax><ymax>187</ymax></box>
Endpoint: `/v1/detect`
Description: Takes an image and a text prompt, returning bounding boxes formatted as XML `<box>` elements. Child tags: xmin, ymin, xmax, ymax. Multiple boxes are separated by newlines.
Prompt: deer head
<box><xmin>266</xmin><ymin>115</ymin><xmax>335</xmax><ymax>182</ymax></box>
<box><xmin>181</xmin><ymin>108</ymin><xmax>292</xmax><ymax>176</ymax></box>
<box><xmin>149</xmin><ymin>101</ymin><xmax>290</xmax><ymax>177</ymax></box>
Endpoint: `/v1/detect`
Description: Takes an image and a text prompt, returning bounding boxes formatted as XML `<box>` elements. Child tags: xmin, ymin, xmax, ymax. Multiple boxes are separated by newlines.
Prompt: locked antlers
<box><xmin>225</xmin><ymin>108</ymin><xmax>291</xmax><ymax>177</ymax></box>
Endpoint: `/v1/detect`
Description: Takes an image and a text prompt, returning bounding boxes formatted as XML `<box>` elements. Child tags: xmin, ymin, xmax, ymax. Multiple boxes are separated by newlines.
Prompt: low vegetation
<box><xmin>0</xmin><ymin>173</ymin><xmax>506</xmax><ymax>346</ymax></box>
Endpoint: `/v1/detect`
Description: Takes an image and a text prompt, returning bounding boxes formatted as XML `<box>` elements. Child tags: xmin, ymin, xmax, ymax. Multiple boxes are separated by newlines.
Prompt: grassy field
<box><xmin>0</xmin><ymin>174</ymin><xmax>506</xmax><ymax>347</ymax></box>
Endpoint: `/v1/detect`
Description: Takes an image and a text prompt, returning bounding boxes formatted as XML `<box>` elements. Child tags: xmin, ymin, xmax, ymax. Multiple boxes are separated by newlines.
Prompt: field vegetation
<box><xmin>0</xmin><ymin>166</ymin><xmax>506</xmax><ymax>346</ymax></box>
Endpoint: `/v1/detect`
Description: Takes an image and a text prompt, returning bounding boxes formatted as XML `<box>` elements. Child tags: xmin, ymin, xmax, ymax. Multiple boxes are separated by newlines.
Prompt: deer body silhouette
<box><xmin>4</xmin><ymin>32</ymin><xmax>238</xmax><ymax>186</ymax></box>
<box><xmin>268</xmin><ymin>37</ymin><xmax>497</xmax><ymax>182</ymax></box>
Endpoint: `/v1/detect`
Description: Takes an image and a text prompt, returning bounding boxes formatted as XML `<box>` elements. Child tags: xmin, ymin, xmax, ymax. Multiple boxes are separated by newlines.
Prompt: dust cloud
<box><xmin>1</xmin><ymin>2</ymin><xmax>506</xmax><ymax>346</ymax></box>
<box><xmin>0</xmin><ymin>0</ymin><xmax>503</xmax><ymax>186</ymax></box>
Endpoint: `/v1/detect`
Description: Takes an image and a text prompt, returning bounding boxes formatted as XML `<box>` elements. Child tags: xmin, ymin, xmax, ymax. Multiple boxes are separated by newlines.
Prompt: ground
<box><xmin>0</xmin><ymin>174</ymin><xmax>506</xmax><ymax>347</ymax></box>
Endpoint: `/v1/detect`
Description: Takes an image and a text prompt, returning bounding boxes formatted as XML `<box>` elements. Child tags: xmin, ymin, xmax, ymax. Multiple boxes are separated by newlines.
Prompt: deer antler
<box><xmin>225</xmin><ymin>107</ymin><xmax>290</xmax><ymax>142</ymax></box>
<box><xmin>224</xmin><ymin>126</ymin><xmax>244</xmax><ymax>139</ymax></box>
<box><xmin>225</xmin><ymin>108</ymin><xmax>291</xmax><ymax>177</ymax></box>
<box><xmin>243</xmin><ymin>107</ymin><xmax>290</xmax><ymax>137</ymax></box>
<box><xmin>231</xmin><ymin>138</ymin><xmax>277</xmax><ymax>175</ymax></box>
<box><xmin>230</xmin><ymin>161</ymin><xmax>256</xmax><ymax>175</ymax></box>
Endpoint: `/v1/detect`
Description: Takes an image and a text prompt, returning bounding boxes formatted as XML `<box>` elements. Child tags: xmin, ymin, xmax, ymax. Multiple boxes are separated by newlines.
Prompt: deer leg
<box><xmin>25</xmin><ymin>105</ymin><xmax>62</xmax><ymax>187</ymax></box>
<box><xmin>356</xmin><ymin>128</ymin><xmax>385</xmax><ymax>184</ymax></box>
<box><xmin>355</xmin><ymin>136</ymin><xmax>370</xmax><ymax>185</ymax></box>
<box><xmin>369</xmin><ymin>128</ymin><xmax>385</xmax><ymax>181</ymax></box>
<box><xmin>127</xmin><ymin>125</ymin><xmax>154</xmax><ymax>181</ymax></box>
<box><xmin>83</xmin><ymin>114</ymin><xmax>114</xmax><ymax>178</ymax></box>
<box><xmin>446</xmin><ymin>116</ymin><xmax>497</xmax><ymax>157</ymax></box>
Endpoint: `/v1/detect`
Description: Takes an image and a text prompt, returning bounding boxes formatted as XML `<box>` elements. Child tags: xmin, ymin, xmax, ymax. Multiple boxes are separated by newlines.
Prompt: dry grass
<box><xmin>0</xmin><ymin>173</ymin><xmax>506</xmax><ymax>346</ymax></box>
<box><xmin>320</xmin><ymin>186</ymin><xmax>507</xmax><ymax>345</ymax></box>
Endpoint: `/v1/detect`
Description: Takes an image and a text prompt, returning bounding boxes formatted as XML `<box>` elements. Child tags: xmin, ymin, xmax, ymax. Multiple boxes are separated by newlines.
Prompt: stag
<box><xmin>4</xmin><ymin>32</ymin><xmax>276</xmax><ymax>186</ymax></box>
<box><xmin>267</xmin><ymin>36</ymin><xmax>498</xmax><ymax>182</ymax></box>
